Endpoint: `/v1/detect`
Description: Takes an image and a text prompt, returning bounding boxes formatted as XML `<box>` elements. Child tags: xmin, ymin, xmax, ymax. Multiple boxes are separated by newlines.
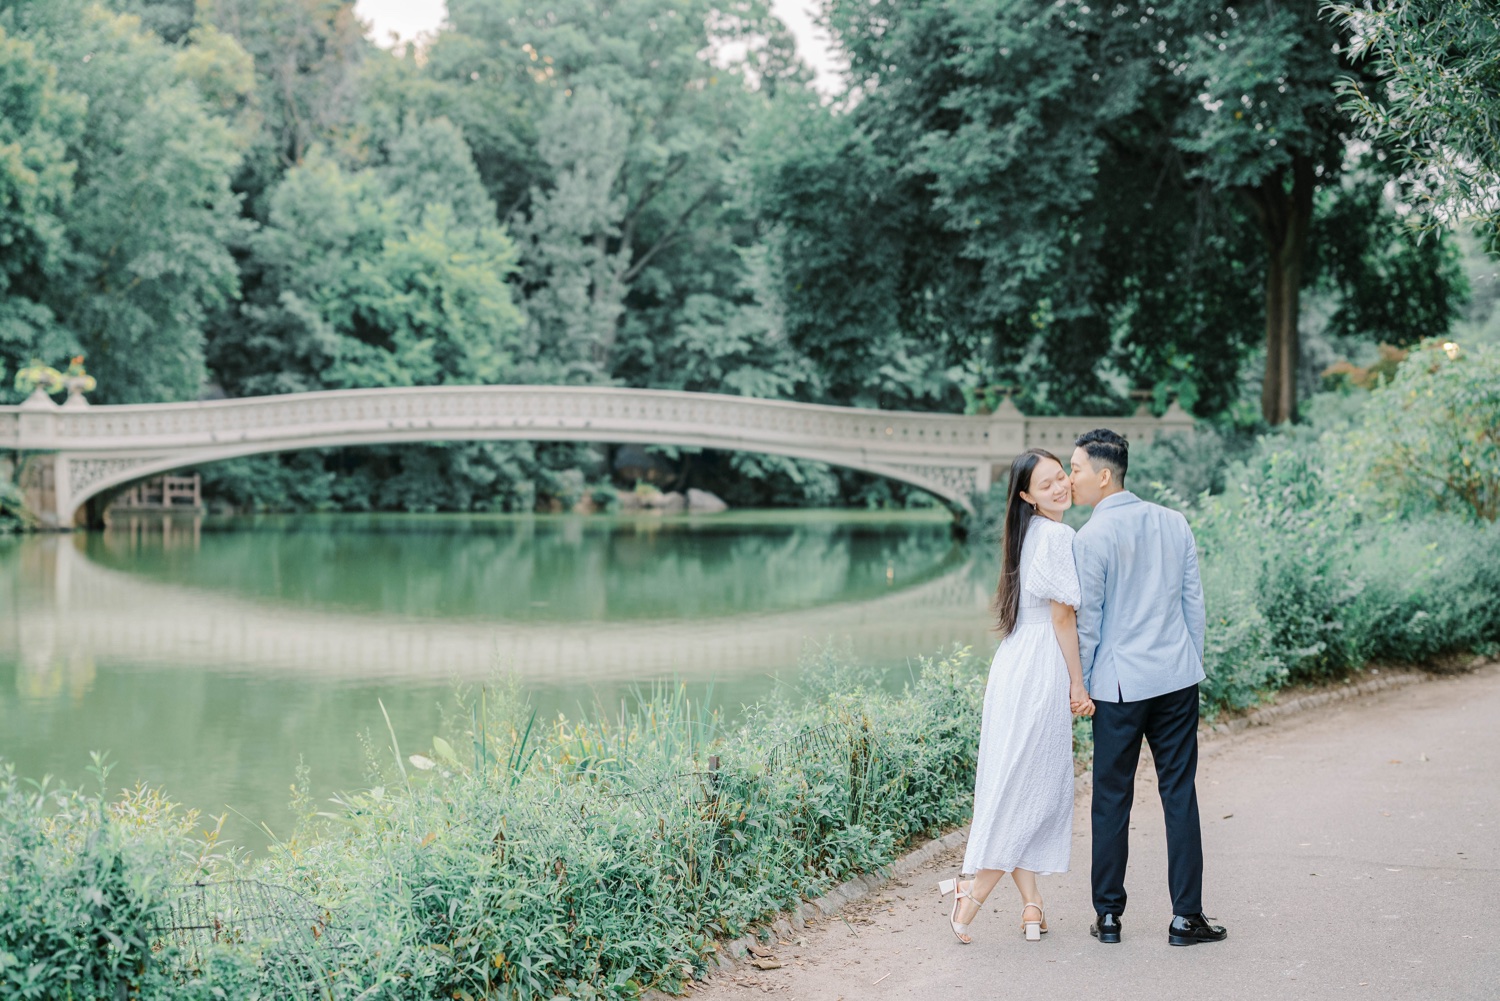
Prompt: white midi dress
<box><xmin>962</xmin><ymin>516</ymin><xmax>1081</xmax><ymax>876</ymax></box>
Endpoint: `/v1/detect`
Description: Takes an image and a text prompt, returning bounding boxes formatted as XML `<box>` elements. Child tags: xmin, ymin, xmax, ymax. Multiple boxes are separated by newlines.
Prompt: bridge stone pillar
<box><xmin>13</xmin><ymin>391</ymin><xmax>67</xmax><ymax>528</ymax></box>
<box><xmin>17</xmin><ymin>454</ymin><xmax>64</xmax><ymax>529</ymax></box>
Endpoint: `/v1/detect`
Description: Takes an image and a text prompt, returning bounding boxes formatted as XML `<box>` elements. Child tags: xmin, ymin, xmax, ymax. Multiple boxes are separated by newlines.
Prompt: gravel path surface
<box><xmin>687</xmin><ymin>665</ymin><xmax>1500</xmax><ymax>1001</ymax></box>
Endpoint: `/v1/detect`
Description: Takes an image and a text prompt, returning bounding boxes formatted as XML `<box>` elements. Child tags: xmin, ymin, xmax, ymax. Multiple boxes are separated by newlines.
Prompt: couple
<box><xmin>938</xmin><ymin>428</ymin><xmax>1228</xmax><ymax>947</ymax></box>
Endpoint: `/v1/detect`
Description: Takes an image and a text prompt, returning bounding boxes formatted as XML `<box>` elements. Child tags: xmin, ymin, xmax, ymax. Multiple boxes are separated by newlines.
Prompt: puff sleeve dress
<box><xmin>962</xmin><ymin>516</ymin><xmax>1082</xmax><ymax>876</ymax></box>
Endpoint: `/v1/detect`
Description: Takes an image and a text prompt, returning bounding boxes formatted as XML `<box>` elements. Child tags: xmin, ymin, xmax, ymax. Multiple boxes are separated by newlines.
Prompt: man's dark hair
<box><xmin>1075</xmin><ymin>427</ymin><xmax>1128</xmax><ymax>484</ymax></box>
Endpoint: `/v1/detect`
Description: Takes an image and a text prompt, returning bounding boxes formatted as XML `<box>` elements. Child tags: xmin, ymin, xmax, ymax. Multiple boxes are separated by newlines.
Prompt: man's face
<box><xmin>1070</xmin><ymin>446</ymin><xmax>1104</xmax><ymax>507</ymax></box>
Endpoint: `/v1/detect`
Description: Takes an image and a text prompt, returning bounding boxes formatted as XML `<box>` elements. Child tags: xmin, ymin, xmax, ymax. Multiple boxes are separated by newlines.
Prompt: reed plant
<box><xmin>160</xmin><ymin>651</ymin><xmax>990</xmax><ymax>1000</ymax></box>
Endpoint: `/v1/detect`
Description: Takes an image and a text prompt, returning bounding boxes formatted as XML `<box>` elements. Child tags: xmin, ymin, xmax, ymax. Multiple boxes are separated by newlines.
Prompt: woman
<box><xmin>938</xmin><ymin>448</ymin><xmax>1094</xmax><ymax>944</ymax></box>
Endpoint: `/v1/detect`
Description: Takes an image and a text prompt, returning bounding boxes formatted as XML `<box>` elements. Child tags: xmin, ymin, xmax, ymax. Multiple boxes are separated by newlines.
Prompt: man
<box><xmin>1070</xmin><ymin>428</ymin><xmax>1227</xmax><ymax>947</ymax></box>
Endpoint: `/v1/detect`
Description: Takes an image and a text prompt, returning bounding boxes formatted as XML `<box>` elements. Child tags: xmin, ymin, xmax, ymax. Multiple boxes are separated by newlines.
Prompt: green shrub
<box><xmin>1340</xmin><ymin>339</ymin><xmax>1500</xmax><ymax>522</ymax></box>
<box><xmin>1342</xmin><ymin>516</ymin><xmax>1500</xmax><ymax>664</ymax></box>
<box><xmin>2</xmin><ymin>650</ymin><xmax>975</xmax><ymax>1001</ymax></box>
<box><xmin>1129</xmin><ymin>424</ymin><xmax>1257</xmax><ymax>502</ymax></box>
<box><xmin>1196</xmin><ymin>544</ymin><xmax>1284</xmax><ymax>711</ymax></box>
<box><xmin>1179</xmin><ymin>343</ymin><xmax>1500</xmax><ymax>708</ymax></box>
<box><xmin>0</xmin><ymin>758</ymin><xmax>257</xmax><ymax>1000</ymax></box>
<box><xmin>315</xmin><ymin>656</ymin><xmax>976</xmax><ymax>999</ymax></box>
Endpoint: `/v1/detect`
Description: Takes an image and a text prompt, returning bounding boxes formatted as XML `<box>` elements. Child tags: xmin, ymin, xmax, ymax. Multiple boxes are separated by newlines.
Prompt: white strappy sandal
<box><xmin>937</xmin><ymin>878</ymin><xmax>978</xmax><ymax>944</ymax></box>
<box><xmin>1021</xmin><ymin>900</ymin><xmax>1047</xmax><ymax>942</ymax></box>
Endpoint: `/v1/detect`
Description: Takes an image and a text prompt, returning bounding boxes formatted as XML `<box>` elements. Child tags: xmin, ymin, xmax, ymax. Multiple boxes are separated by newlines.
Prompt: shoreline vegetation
<box><xmin>2</xmin><ymin>343</ymin><xmax>1497</xmax><ymax>999</ymax></box>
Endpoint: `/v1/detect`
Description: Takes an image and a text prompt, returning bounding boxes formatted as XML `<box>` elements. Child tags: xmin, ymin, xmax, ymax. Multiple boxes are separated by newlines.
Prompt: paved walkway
<box><xmin>692</xmin><ymin>666</ymin><xmax>1500</xmax><ymax>1001</ymax></box>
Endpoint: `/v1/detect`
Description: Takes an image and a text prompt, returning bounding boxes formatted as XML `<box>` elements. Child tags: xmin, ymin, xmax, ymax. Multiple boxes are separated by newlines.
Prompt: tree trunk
<box><xmin>1246</xmin><ymin>157</ymin><xmax>1316</xmax><ymax>425</ymax></box>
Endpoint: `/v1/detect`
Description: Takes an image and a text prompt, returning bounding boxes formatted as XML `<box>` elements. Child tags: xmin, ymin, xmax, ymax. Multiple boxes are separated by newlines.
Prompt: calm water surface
<box><xmin>0</xmin><ymin>511</ymin><xmax>994</xmax><ymax>845</ymax></box>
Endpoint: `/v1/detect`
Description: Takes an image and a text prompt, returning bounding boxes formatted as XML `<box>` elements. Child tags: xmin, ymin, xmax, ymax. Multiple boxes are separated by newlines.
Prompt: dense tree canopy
<box><xmin>0</xmin><ymin>0</ymin><xmax>247</xmax><ymax>402</ymax></box>
<box><xmin>765</xmin><ymin>0</ymin><xmax>1462</xmax><ymax>423</ymax></box>
<box><xmin>0</xmin><ymin>0</ymin><xmax>1473</xmax><ymax>510</ymax></box>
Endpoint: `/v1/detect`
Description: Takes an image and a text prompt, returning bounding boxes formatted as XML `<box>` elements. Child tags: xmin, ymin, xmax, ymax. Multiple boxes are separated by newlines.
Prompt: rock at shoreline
<box><xmin>687</xmin><ymin>488</ymin><xmax>729</xmax><ymax>513</ymax></box>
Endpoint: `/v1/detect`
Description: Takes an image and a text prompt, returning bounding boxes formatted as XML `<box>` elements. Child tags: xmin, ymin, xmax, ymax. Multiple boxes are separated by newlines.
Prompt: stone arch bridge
<box><xmin>2</xmin><ymin>386</ymin><xmax>1192</xmax><ymax>527</ymax></box>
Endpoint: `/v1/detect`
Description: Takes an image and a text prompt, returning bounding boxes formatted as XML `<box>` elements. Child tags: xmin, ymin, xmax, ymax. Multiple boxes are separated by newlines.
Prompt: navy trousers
<box><xmin>1090</xmin><ymin>682</ymin><xmax>1204</xmax><ymax>918</ymax></box>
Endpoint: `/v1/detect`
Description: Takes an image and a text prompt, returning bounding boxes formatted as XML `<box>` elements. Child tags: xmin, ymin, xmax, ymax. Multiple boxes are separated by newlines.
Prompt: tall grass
<box><xmin>0</xmin><ymin>652</ymin><xmax>988</xmax><ymax>1000</ymax></box>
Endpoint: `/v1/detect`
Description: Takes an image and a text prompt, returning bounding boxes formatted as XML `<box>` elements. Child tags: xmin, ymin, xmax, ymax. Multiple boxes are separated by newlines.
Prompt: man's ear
<box><xmin>1099</xmin><ymin>468</ymin><xmax>1113</xmax><ymax>489</ymax></box>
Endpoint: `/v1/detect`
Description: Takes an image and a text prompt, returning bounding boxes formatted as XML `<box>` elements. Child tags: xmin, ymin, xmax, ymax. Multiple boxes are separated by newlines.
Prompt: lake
<box><xmin>0</xmin><ymin>511</ymin><xmax>996</xmax><ymax>845</ymax></box>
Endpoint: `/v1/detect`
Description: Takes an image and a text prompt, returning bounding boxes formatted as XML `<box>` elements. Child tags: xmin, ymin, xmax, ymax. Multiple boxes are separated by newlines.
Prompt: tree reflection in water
<box><xmin>0</xmin><ymin>511</ymin><xmax>994</xmax><ymax>848</ymax></box>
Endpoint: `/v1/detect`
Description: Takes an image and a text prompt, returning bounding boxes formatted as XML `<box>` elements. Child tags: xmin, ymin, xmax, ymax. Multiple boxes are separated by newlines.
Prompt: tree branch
<box><xmin>620</xmin><ymin>188</ymin><xmax>715</xmax><ymax>284</ymax></box>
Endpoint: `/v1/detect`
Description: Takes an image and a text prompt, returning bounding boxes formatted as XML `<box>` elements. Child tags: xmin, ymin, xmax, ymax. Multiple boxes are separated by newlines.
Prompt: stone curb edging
<box><xmin>659</xmin><ymin>656</ymin><xmax>1495</xmax><ymax>995</ymax></box>
<box><xmin>1200</xmin><ymin>657</ymin><xmax>1492</xmax><ymax>741</ymax></box>
<box><xmin>691</xmin><ymin>827</ymin><xmax>971</xmax><ymax>984</ymax></box>
<box><xmin>1200</xmin><ymin>670</ymin><xmax>1425</xmax><ymax>738</ymax></box>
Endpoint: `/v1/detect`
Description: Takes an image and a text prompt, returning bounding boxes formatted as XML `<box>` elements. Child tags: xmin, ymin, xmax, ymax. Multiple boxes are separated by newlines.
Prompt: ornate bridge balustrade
<box><xmin>0</xmin><ymin>386</ymin><xmax>1193</xmax><ymax>527</ymax></box>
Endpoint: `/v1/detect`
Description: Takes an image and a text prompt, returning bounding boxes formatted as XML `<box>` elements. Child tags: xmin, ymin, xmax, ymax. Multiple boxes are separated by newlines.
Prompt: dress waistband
<box><xmin>1015</xmin><ymin>606</ymin><xmax>1051</xmax><ymax>626</ymax></box>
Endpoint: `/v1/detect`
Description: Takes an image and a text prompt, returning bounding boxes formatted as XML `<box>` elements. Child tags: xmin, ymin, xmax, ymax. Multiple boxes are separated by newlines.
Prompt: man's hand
<box><xmin>1070</xmin><ymin>680</ymin><xmax>1095</xmax><ymax>717</ymax></box>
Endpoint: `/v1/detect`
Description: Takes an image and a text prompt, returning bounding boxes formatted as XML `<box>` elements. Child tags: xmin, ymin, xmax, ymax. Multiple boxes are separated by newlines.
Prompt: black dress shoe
<box><xmin>1090</xmin><ymin>913</ymin><xmax>1122</xmax><ymax>943</ymax></box>
<box><xmin>1168</xmin><ymin>913</ymin><xmax>1227</xmax><ymax>946</ymax></box>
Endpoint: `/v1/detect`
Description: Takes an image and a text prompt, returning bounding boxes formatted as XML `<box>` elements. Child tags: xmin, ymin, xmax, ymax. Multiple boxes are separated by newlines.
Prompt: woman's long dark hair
<box><xmin>992</xmin><ymin>448</ymin><xmax>1062</xmax><ymax>638</ymax></box>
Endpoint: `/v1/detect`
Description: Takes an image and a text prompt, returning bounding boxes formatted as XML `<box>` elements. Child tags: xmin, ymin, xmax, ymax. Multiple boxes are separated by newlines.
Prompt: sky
<box><xmin>351</xmin><ymin>0</ymin><xmax>843</xmax><ymax>94</ymax></box>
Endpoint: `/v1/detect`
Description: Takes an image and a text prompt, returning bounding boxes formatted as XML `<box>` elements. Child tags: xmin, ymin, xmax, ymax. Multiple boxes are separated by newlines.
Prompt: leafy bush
<box><xmin>1179</xmin><ymin>342</ymin><xmax>1500</xmax><ymax>708</ymax></box>
<box><xmin>1128</xmin><ymin>424</ymin><xmax>1257</xmax><ymax>502</ymax></box>
<box><xmin>0</xmin><ymin>651</ymin><xmax>991</xmax><ymax>1000</ymax></box>
<box><xmin>250</xmin><ymin>659</ymin><xmax>987</xmax><ymax>1000</ymax></box>
<box><xmin>1192</xmin><ymin>443</ymin><xmax>1364</xmax><ymax>686</ymax></box>
<box><xmin>1338</xmin><ymin>339</ymin><xmax>1500</xmax><ymax>522</ymax></box>
<box><xmin>1341</xmin><ymin>515</ymin><xmax>1500</xmax><ymax>664</ymax></box>
<box><xmin>0</xmin><ymin>757</ymin><xmax>256</xmax><ymax>1000</ymax></box>
<box><xmin>0</xmin><ymin>472</ymin><xmax>34</xmax><ymax>533</ymax></box>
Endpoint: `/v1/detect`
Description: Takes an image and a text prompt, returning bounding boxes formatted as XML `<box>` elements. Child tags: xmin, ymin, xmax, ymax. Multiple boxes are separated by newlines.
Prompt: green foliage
<box><xmin>1192</xmin><ymin>443</ymin><xmax>1364</xmax><ymax>690</ymax></box>
<box><xmin>194</xmin><ymin>0</ymin><xmax>371</xmax><ymax>205</ymax></box>
<box><xmin>0</xmin><ymin>0</ymin><xmax>249</xmax><ymax>403</ymax></box>
<box><xmin>0</xmin><ymin>652</ymin><xmax>991</xmax><ymax>999</ymax></box>
<box><xmin>1309</xmin><ymin>159</ymin><xmax>1469</xmax><ymax>347</ymax></box>
<box><xmin>1337</xmin><ymin>339</ymin><xmax>1500</xmax><ymax>522</ymax></box>
<box><xmin>188</xmin><ymin>0</ymin><xmax>826</xmax><ymax>511</ymax></box>
<box><xmin>1342</xmin><ymin>515</ymin><xmax>1500</xmax><ymax>665</ymax></box>
<box><xmin>0</xmin><ymin>757</ymin><xmax>256</xmax><ymax>1000</ymax></box>
<box><xmin>1177</xmin><ymin>347</ymin><xmax>1500</xmax><ymax>704</ymax></box>
<box><xmin>275</xmin><ymin>657</ymin><xmax>987</xmax><ymax>998</ymax></box>
<box><xmin>0</xmin><ymin>23</ymin><xmax>81</xmax><ymax>396</ymax></box>
<box><xmin>212</xmin><ymin>137</ymin><xmax>522</xmax><ymax>395</ymax></box>
<box><xmin>1329</xmin><ymin>0</ymin><xmax>1500</xmax><ymax>251</ymax></box>
<box><xmin>434</xmin><ymin>0</ymin><xmax>800</xmax><ymax>389</ymax></box>
<box><xmin>1129</xmin><ymin>425</ymin><xmax>1259</xmax><ymax>503</ymax></box>
<box><xmin>0</xmin><ymin>467</ymin><xmax>33</xmax><ymax>531</ymax></box>
<box><xmin>769</xmin><ymin>0</ymin><xmax>1466</xmax><ymax>425</ymax></box>
<box><xmin>0</xmin><ymin>0</ymin><xmax>1479</xmax><ymax>508</ymax></box>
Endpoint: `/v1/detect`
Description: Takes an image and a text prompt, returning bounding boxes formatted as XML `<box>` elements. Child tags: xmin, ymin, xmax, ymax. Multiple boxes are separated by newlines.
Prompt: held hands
<box><xmin>1069</xmin><ymin>680</ymin><xmax>1095</xmax><ymax>718</ymax></box>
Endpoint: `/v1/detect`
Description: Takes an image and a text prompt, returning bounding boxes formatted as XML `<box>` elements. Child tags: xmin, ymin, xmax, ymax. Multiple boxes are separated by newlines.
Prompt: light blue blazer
<box><xmin>1073</xmin><ymin>491</ymin><xmax>1207</xmax><ymax>703</ymax></box>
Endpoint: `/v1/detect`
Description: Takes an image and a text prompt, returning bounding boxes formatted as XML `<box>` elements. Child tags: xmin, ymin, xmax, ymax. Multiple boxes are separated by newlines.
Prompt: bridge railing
<box><xmin>1</xmin><ymin>385</ymin><xmax>1192</xmax><ymax>454</ymax></box>
<box><xmin>1</xmin><ymin>386</ymin><xmax>1194</xmax><ymax>525</ymax></box>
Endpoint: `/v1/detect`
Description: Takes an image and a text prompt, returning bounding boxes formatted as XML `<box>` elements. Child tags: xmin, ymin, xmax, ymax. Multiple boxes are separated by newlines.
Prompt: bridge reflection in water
<box><xmin>0</xmin><ymin>512</ymin><xmax>995</xmax><ymax>844</ymax></box>
<box><xmin>11</xmin><ymin>526</ymin><xmax>988</xmax><ymax>684</ymax></box>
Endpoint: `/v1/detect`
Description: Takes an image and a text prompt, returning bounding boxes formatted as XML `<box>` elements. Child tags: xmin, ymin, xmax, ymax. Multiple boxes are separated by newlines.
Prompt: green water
<box><xmin>0</xmin><ymin>511</ymin><xmax>994</xmax><ymax>846</ymax></box>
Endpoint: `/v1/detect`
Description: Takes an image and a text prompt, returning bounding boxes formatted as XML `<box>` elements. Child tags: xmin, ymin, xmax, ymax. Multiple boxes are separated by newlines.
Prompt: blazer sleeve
<box><xmin>1022</xmin><ymin>522</ymin><xmax>1081</xmax><ymax>608</ymax></box>
<box><xmin>1073</xmin><ymin>528</ymin><xmax>1106</xmax><ymax>691</ymax></box>
<box><xmin>1180</xmin><ymin>515</ymin><xmax>1207</xmax><ymax>665</ymax></box>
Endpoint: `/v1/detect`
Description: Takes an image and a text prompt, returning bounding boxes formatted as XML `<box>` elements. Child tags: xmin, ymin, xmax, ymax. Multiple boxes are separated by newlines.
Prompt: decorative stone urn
<box><xmin>60</xmin><ymin>356</ymin><xmax>96</xmax><ymax>408</ymax></box>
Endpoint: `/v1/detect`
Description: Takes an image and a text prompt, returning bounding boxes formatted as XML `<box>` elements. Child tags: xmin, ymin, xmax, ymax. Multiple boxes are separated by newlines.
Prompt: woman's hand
<box><xmin>1070</xmin><ymin>680</ymin><xmax>1095</xmax><ymax>717</ymax></box>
